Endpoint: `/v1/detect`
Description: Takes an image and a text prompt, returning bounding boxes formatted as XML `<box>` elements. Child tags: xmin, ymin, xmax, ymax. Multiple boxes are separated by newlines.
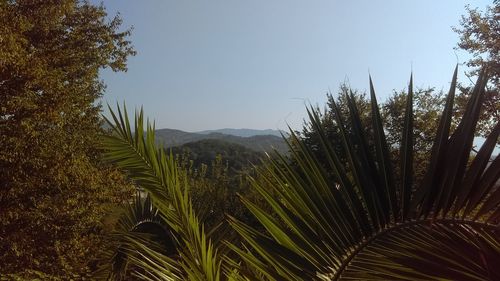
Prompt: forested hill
<box><xmin>155</xmin><ymin>128</ymin><xmax>288</xmax><ymax>154</ymax></box>
<box><xmin>170</xmin><ymin>139</ymin><xmax>264</xmax><ymax>173</ymax></box>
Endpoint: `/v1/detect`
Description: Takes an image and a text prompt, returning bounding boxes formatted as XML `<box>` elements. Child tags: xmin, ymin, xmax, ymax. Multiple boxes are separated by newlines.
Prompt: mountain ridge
<box><xmin>195</xmin><ymin>128</ymin><xmax>284</xmax><ymax>138</ymax></box>
<box><xmin>155</xmin><ymin>128</ymin><xmax>288</xmax><ymax>154</ymax></box>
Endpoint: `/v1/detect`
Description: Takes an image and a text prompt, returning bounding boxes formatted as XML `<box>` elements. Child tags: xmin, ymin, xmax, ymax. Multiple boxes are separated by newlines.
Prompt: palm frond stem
<box><xmin>333</xmin><ymin>218</ymin><xmax>499</xmax><ymax>280</ymax></box>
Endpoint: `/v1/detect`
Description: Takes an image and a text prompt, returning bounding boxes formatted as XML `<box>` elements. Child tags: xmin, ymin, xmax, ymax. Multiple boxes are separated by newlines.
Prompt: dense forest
<box><xmin>0</xmin><ymin>1</ymin><xmax>499</xmax><ymax>280</ymax></box>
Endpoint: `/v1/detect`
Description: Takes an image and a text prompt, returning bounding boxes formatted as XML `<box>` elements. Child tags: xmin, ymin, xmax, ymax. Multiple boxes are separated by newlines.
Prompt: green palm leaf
<box><xmin>100</xmin><ymin>105</ymin><xmax>225</xmax><ymax>280</ymax></box>
<box><xmin>229</xmin><ymin>67</ymin><xmax>500</xmax><ymax>280</ymax></box>
<box><xmin>94</xmin><ymin>193</ymin><xmax>178</xmax><ymax>280</ymax></box>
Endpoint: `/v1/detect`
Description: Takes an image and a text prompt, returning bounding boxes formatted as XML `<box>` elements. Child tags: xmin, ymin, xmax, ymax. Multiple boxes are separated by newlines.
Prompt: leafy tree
<box><xmin>382</xmin><ymin>87</ymin><xmax>446</xmax><ymax>185</ymax></box>
<box><xmin>0</xmin><ymin>0</ymin><xmax>135</xmax><ymax>277</ymax></box>
<box><xmin>301</xmin><ymin>85</ymin><xmax>447</xmax><ymax>188</ymax></box>
<box><xmin>454</xmin><ymin>1</ymin><xmax>499</xmax><ymax>86</ymax></box>
<box><xmin>171</xmin><ymin>139</ymin><xmax>264</xmax><ymax>176</ymax></box>
<box><xmin>300</xmin><ymin>86</ymin><xmax>372</xmax><ymax>167</ymax></box>
<box><xmin>101</xmin><ymin>67</ymin><xmax>499</xmax><ymax>280</ymax></box>
<box><xmin>453</xmin><ymin>1</ymin><xmax>499</xmax><ymax>136</ymax></box>
<box><xmin>178</xmin><ymin>152</ymin><xmax>255</xmax><ymax>232</ymax></box>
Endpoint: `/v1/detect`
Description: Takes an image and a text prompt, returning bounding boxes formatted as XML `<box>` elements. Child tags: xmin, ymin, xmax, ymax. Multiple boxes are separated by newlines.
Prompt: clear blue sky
<box><xmin>97</xmin><ymin>0</ymin><xmax>489</xmax><ymax>132</ymax></box>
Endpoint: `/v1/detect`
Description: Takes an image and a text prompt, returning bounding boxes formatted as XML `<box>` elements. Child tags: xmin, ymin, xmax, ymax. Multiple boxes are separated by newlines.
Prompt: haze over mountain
<box><xmin>196</xmin><ymin>128</ymin><xmax>283</xmax><ymax>138</ymax></box>
<box><xmin>155</xmin><ymin>128</ymin><xmax>288</xmax><ymax>154</ymax></box>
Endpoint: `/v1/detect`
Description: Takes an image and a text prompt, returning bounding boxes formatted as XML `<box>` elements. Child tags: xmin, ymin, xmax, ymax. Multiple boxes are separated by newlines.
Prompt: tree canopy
<box><xmin>453</xmin><ymin>1</ymin><xmax>499</xmax><ymax>136</ymax></box>
<box><xmin>454</xmin><ymin>1</ymin><xmax>499</xmax><ymax>85</ymax></box>
<box><xmin>0</xmin><ymin>0</ymin><xmax>135</xmax><ymax>278</ymax></box>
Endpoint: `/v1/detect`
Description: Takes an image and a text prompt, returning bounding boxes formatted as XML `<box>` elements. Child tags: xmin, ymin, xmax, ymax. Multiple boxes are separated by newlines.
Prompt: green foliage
<box><xmin>229</xmin><ymin>67</ymin><xmax>500</xmax><ymax>280</ymax></box>
<box><xmin>178</xmin><ymin>153</ymin><xmax>260</xmax><ymax>232</ymax></box>
<box><xmin>382</xmin><ymin>87</ymin><xmax>446</xmax><ymax>185</ymax></box>
<box><xmin>101</xmin><ymin>67</ymin><xmax>499</xmax><ymax>280</ymax></box>
<box><xmin>300</xmin><ymin>87</ymin><xmax>372</xmax><ymax>168</ymax></box>
<box><xmin>172</xmin><ymin>140</ymin><xmax>266</xmax><ymax>234</ymax></box>
<box><xmin>95</xmin><ymin>193</ymin><xmax>176</xmax><ymax>280</ymax></box>
<box><xmin>100</xmin><ymin>106</ymin><xmax>228</xmax><ymax>280</ymax></box>
<box><xmin>454</xmin><ymin>1</ymin><xmax>499</xmax><ymax>85</ymax></box>
<box><xmin>172</xmin><ymin>139</ymin><xmax>264</xmax><ymax>175</ymax></box>
<box><xmin>0</xmin><ymin>0</ymin><xmax>135</xmax><ymax>277</ymax></box>
<box><xmin>301</xmin><ymin>85</ymin><xmax>448</xmax><ymax>188</ymax></box>
<box><xmin>453</xmin><ymin>1</ymin><xmax>499</xmax><ymax>136</ymax></box>
<box><xmin>97</xmin><ymin>136</ymin><xmax>268</xmax><ymax>279</ymax></box>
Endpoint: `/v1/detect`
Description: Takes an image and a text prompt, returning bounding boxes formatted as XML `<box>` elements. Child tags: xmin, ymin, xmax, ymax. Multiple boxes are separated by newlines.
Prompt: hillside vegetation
<box><xmin>155</xmin><ymin>128</ymin><xmax>288</xmax><ymax>153</ymax></box>
<box><xmin>171</xmin><ymin>139</ymin><xmax>264</xmax><ymax>174</ymax></box>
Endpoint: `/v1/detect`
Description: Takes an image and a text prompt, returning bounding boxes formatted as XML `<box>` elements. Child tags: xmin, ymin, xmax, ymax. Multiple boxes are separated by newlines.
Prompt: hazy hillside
<box><xmin>171</xmin><ymin>139</ymin><xmax>263</xmax><ymax>173</ymax></box>
<box><xmin>155</xmin><ymin>128</ymin><xmax>205</xmax><ymax>146</ymax></box>
<box><xmin>196</xmin><ymin>128</ymin><xmax>284</xmax><ymax>138</ymax></box>
<box><xmin>155</xmin><ymin>128</ymin><xmax>288</xmax><ymax>154</ymax></box>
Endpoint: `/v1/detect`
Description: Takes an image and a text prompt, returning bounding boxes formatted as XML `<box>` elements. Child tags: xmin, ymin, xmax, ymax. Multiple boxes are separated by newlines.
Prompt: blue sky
<box><xmin>97</xmin><ymin>0</ymin><xmax>489</xmax><ymax>132</ymax></box>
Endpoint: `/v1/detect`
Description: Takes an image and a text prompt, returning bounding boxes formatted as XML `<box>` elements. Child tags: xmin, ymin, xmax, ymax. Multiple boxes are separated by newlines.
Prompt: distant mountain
<box><xmin>171</xmin><ymin>139</ymin><xmax>263</xmax><ymax>173</ymax></box>
<box><xmin>155</xmin><ymin>128</ymin><xmax>204</xmax><ymax>146</ymax></box>
<box><xmin>196</xmin><ymin>128</ymin><xmax>284</xmax><ymax>138</ymax></box>
<box><xmin>155</xmin><ymin>128</ymin><xmax>288</xmax><ymax>154</ymax></box>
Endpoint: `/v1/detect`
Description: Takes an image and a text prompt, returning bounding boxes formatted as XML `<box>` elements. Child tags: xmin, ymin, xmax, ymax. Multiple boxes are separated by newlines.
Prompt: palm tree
<box><xmin>100</xmin><ymin>66</ymin><xmax>499</xmax><ymax>280</ymax></box>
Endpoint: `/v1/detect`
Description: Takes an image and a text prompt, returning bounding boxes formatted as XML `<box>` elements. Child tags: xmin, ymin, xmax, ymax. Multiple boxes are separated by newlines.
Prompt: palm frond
<box><xmin>94</xmin><ymin>193</ymin><xmax>177</xmax><ymax>280</ymax></box>
<box><xmin>100</xmin><ymin>104</ymin><xmax>225</xmax><ymax>280</ymax></box>
<box><xmin>229</xmin><ymin>67</ymin><xmax>500</xmax><ymax>280</ymax></box>
<box><xmin>400</xmin><ymin>73</ymin><xmax>413</xmax><ymax>220</ymax></box>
